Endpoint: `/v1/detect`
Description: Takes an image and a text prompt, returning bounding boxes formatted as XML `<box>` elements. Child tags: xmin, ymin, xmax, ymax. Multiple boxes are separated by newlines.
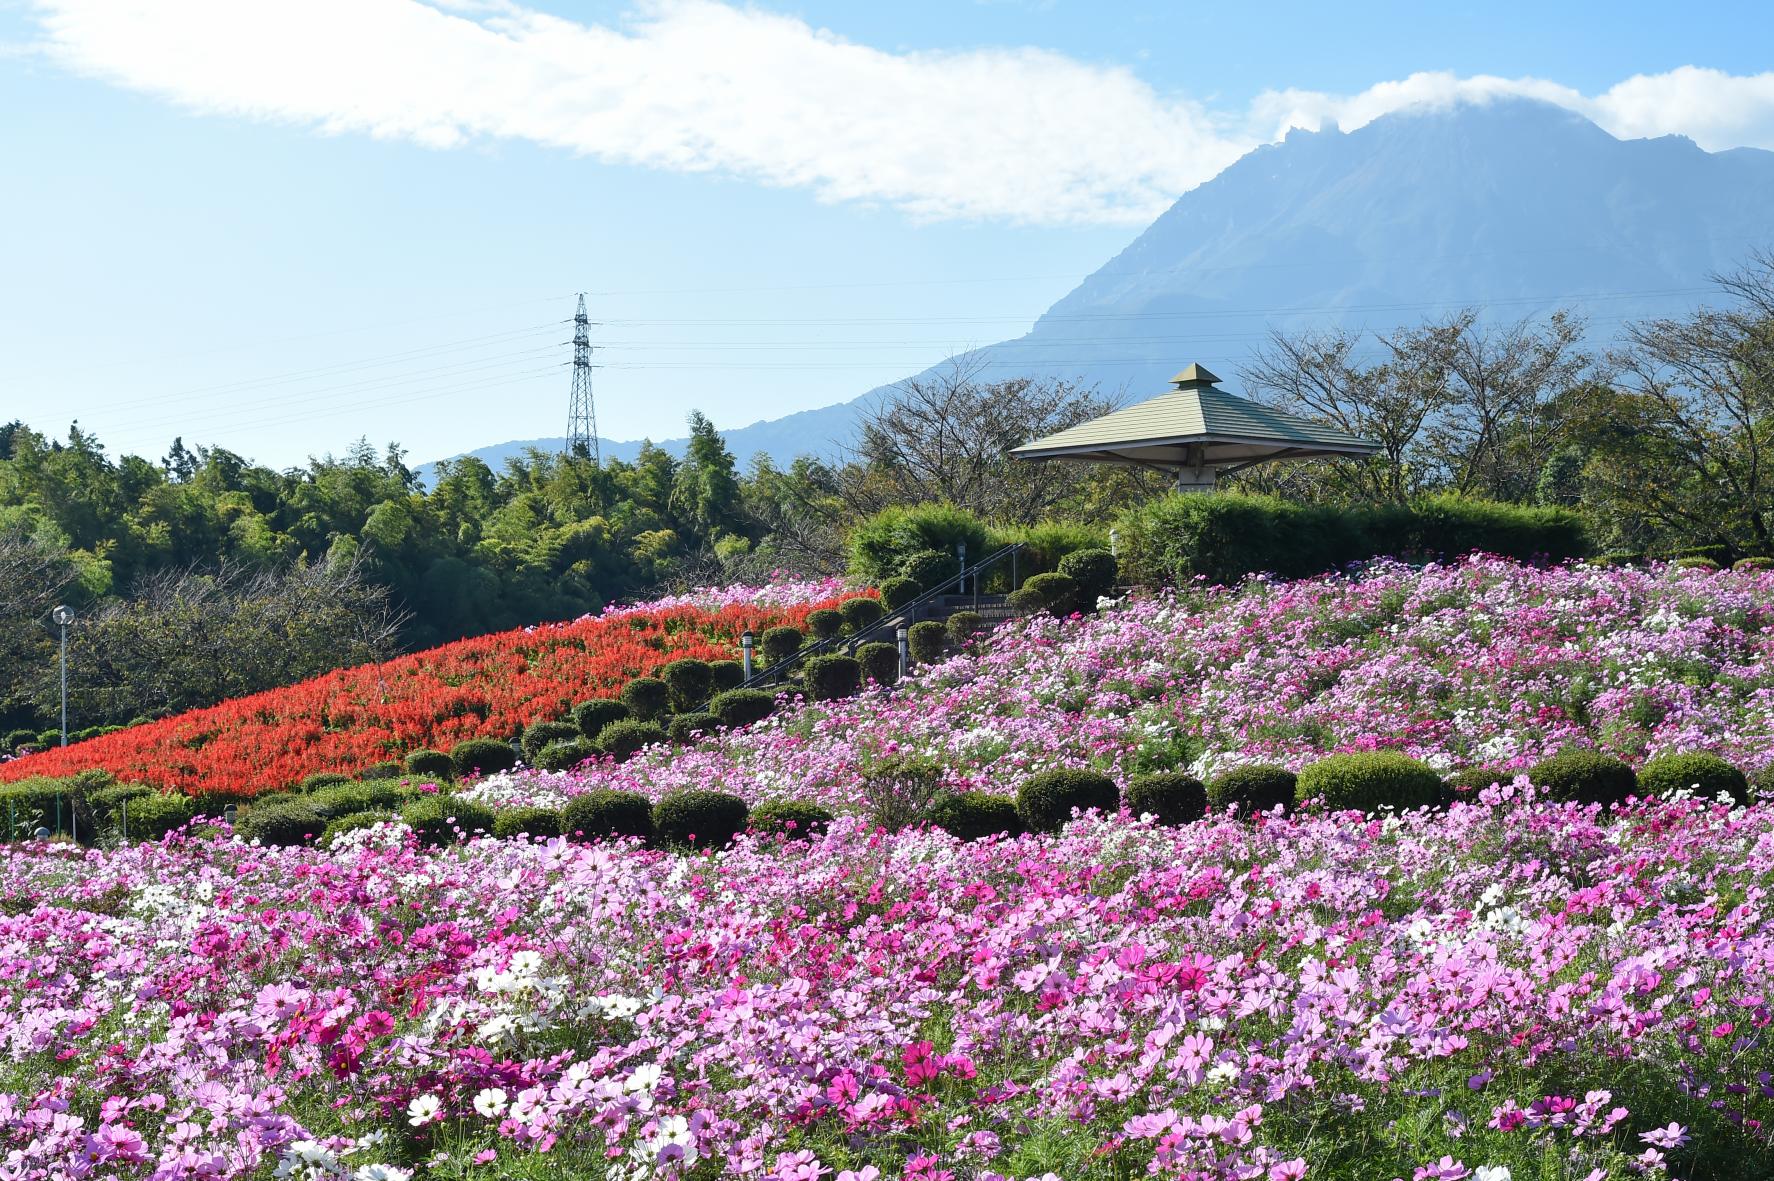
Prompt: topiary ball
<box><xmin>710</xmin><ymin>688</ymin><xmax>775</xmax><ymax>729</ymax></box>
<box><xmin>596</xmin><ymin>720</ymin><xmax>668</xmax><ymax>762</ymax></box>
<box><xmin>1733</xmin><ymin>556</ymin><xmax>1774</xmax><ymax>572</ymax></box>
<box><xmin>1444</xmin><ymin>765</ymin><xmax>1511</xmax><ymax>801</ymax></box>
<box><xmin>661</xmin><ymin>658</ymin><xmax>714</xmax><ymax>711</ymax></box>
<box><xmin>748</xmin><ymin>798</ymin><xmax>835</xmax><ymax>839</ymax></box>
<box><xmin>1016</xmin><ymin>769</ymin><xmax>1119</xmax><ymax>833</ymax></box>
<box><xmin>536</xmin><ymin>737</ymin><xmax>601</xmax><ymax>771</ymax></box>
<box><xmin>1006</xmin><ymin>587</ymin><xmax>1046</xmax><ymax>617</ymax></box>
<box><xmin>761</xmin><ymin>626</ymin><xmax>804</xmax><ymax>666</ymax></box>
<box><xmin>449</xmin><ymin>738</ymin><xmax>518</xmax><ymax>779</ymax></box>
<box><xmin>522</xmin><ymin>720</ymin><xmax>581</xmax><ymax>762</ymax></box>
<box><xmin>299</xmin><ymin>771</ymin><xmax>351</xmax><ymax>793</ymax></box>
<box><xmin>857</xmin><ymin>642</ymin><xmax>900</xmax><ymax>686</ymax></box>
<box><xmin>840</xmin><ymin>596</ymin><xmax>885</xmax><ymax>633</ymax></box>
<box><xmin>707</xmin><ymin>660</ymin><xmax>746</xmax><ymax>693</ymax></box>
<box><xmin>1022</xmin><ymin>572</ymin><xmax>1082</xmax><ymax>616</ymax></box>
<box><xmin>668</xmin><ymin>712</ymin><xmax>717</xmax><ymax>743</ymax></box>
<box><xmin>900</xmin><ymin>549</ymin><xmax>958</xmax><ymax>591</ymax></box>
<box><xmin>1206</xmin><ymin>765</ymin><xmax>1297</xmax><ymax>816</ymax></box>
<box><xmin>492</xmin><ymin>806</ymin><xmax>563</xmax><ymax>840</ymax></box>
<box><xmin>804</xmin><ymin>655</ymin><xmax>862</xmax><ymax>701</ymax></box>
<box><xmin>237</xmin><ymin>799</ymin><xmax>325</xmax><ymax>847</ymax></box>
<box><xmin>1529</xmin><ymin>748</ymin><xmax>1638</xmax><ymax>806</ymax></box>
<box><xmin>308</xmin><ymin>780</ymin><xmax>410</xmax><ymax>819</ymax></box>
<box><xmin>1057</xmin><ymin>547</ymin><xmax>1118</xmax><ymax>607</ymax></box>
<box><xmin>878</xmin><ymin>577</ymin><xmax>921</xmax><ymax>610</ymax></box>
<box><xmin>401</xmin><ymin>795</ymin><xmax>495</xmax><ymax>847</ymax></box>
<box><xmin>1295</xmin><ymin>751</ymin><xmax>1445</xmax><ymax>813</ymax></box>
<box><xmin>620</xmin><ymin>677</ymin><xmax>671</xmax><ymax>721</ymax></box>
<box><xmin>357</xmin><ymin>761</ymin><xmax>402</xmax><ymax>781</ymax></box>
<box><xmin>926</xmin><ymin>792</ymin><xmax>1022</xmax><ymax>841</ymax></box>
<box><xmin>945</xmin><ymin>610</ymin><xmax>985</xmax><ymax>646</ymax></box>
<box><xmin>653</xmin><ymin>789</ymin><xmax>750</xmax><ymax>850</ymax></box>
<box><xmin>1636</xmin><ymin>752</ymin><xmax>1748</xmax><ymax>800</ymax></box>
<box><xmin>573</xmin><ymin>698</ymin><xmax>631</xmax><ymax>739</ymax></box>
<box><xmin>908</xmin><ymin>620</ymin><xmax>947</xmax><ymax>665</ymax></box>
<box><xmin>561</xmin><ymin>790</ymin><xmax>653</xmax><ymax>842</ymax></box>
<box><xmin>1125</xmin><ymin>772</ymin><xmax>1207</xmax><ymax>825</ymax></box>
<box><xmin>404</xmin><ymin>749</ymin><xmax>455</xmax><ymax>781</ymax></box>
<box><xmin>805</xmin><ymin>608</ymin><xmax>844</xmax><ymax>640</ymax></box>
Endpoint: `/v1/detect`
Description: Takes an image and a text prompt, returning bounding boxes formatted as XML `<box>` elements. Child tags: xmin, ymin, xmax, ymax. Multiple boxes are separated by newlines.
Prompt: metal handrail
<box><xmin>741</xmin><ymin>542</ymin><xmax>1026</xmax><ymax>688</ymax></box>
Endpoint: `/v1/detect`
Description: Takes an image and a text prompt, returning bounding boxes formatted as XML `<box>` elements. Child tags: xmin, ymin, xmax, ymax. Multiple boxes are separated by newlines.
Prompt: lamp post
<box><xmin>51</xmin><ymin>605</ymin><xmax>73</xmax><ymax>748</ymax></box>
<box><xmin>955</xmin><ymin>541</ymin><xmax>967</xmax><ymax>597</ymax></box>
<box><xmin>741</xmin><ymin>629</ymin><xmax>755</xmax><ymax>681</ymax></box>
<box><xmin>896</xmin><ymin>624</ymin><xmax>910</xmax><ymax>680</ymax></box>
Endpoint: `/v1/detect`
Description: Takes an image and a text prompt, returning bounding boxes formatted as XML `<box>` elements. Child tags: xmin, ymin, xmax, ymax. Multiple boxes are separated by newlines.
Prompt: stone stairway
<box><xmin>894</xmin><ymin>592</ymin><xmax>1015</xmax><ymax>629</ymax></box>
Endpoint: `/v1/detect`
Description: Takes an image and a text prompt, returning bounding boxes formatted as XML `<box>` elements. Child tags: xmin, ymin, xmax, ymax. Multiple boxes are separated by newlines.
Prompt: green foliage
<box><xmin>1206</xmin><ymin>764</ymin><xmax>1298</xmax><ymax>815</ymax></box>
<box><xmin>1733</xmin><ymin>556</ymin><xmax>1774</xmax><ymax>572</ymax></box>
<box><xmin>449</xmin><ymin>738</ymin><xmax>518</xmax><ymax>778</ymax></box>
<box><xmin>1125</xmin><ymin>772</ymin><xmax>1207</xmax><ymax>825</ymax></box>
<box><xmin>400</xmin><ymin>794</ymin><xmax>495</xmax><ymax>847</ymax></box>
<box><xmin>491</xmin><ymin>806</ymin><xmax>562</xmax><ymax>840</ymax></box>
<box><xmin>839</xmin><ymin>596</ymin><xmax>885</xmax><ymax>633</ymax></box>
<box><xmin>667</xmin><ymin>712</ymin><xmax>717</xmax><ymax>743</ymax></box>
<box><xmin>652</xmin><ymin>789</ymin><xmax>749</xmax><ymax>850</ymax></box>
<box><xmin>1529</xmin><ymin>748</ymin><xmax>1638</xmax><ymax>806</ymax></box>
<box><xmin>804</xmin><ymin>608</ymin><xmax>844</xmax><ymax>640</ymax></box>
<box><xmin>859</xmin><ymin>754</ymin><xmax>946</xmax><ymax>832</ymax></box>
<box><xmin>1016</xmin><ymin>769</ymin><xmax>1119</xmax><ymax>833</ymax></box>
<box><xmin>877</xmin><ymin>577</ymin><xmax>921</xmax><ymax>610</ymax></box>
<box><xmin>403</xmin><ymin>749</ymin><xmax>455</xmax><ymax>781</ymax></box>
<box><xmin>707</xmin><ymin>660</ymin><xmax>746</xmax><ymax>694</ymax></box>
<box><xmin>320</xmin><ymin>810</ymin><xmax>395</xmax><ymax>847</ymax></box>
<box><xmin>709</xmin><ymin>688</ymin><xmax>775</xmax><ymax>729</ymax></box>
<box><xmin>0</xmin><ymin>776</ymin><xmax>96</xmax><ymax>840</ymax></box>
<box><xmin>299</xmin><ymin>772</ymin><xmax>352</xmax><ymax>792</ymax></box>
<box><xmin>899</xmin><ymin>548</ymin><xmax>960</xmax><ymax>591</ymax></box>
<box><xmin>89</xmin><ymin>781</ymin><xmax>153</xmax><ymax>827</ymax></box>
<box><xmin>849</xmin><ymin>504</ymin><xmax>993</xmax><ymax>583</ymax></box>
<box><xmin>996</xmin><ymin>521</ymin><xmax>1109</xmax><ymax>587</ymax></box>
<box><xmin>561</xmin><ymin>790</ymin><xmax>653</xmax><ymax>842</ymax></box>
<box><xmin>536</xmin><ymin>737</ymin><xmax>600</xmax><ymax>771</ymax></box>
<box><xmin>804</xmin><ymin>655</ymin><xmax>862</xmax><ymax>701</ymax></box>
<box><xmin>308</xmin><ymin>781</ymin><xmax>411</xmax><ymax>818</ymax></box>
<box><xmin>1672</xmin><ymin>556</ymin><xmax>1721</xmax><ymax>570</ymax></box>
<box><xmin>1636</xmin><ymin>752</ymin><xmax>1748</xmax><ymax>800</ymax></box>
<box><xmin>118</xmin><ymin>792</ymin><xmax>196</xmax><ymax>841</ymax></box>
<box><xmin>1007</xmin><ymin>587</ymin><xmax>1046</xmax><ymax>616</ymax></box>
<box><xmin>1057</xmin><ymin>547</ymin><xmax>1118</xmax><ymax>606</ymax></box>
<box><xmin>926</xmin><ymin>791</ymin><xmax>1022</xmax><ymax>840</ymax></box>
<box><xmin>237</xmin><ymin>799</ymin><xmax>325</xmax><ymax>847</ymax></box>
<box><xmin>1021</xmin><ymin>572</ymin><xmax>1081</xmax><ymax>615</ymax></box>
<box><xmin>357</xmin><ymin>761</ymin><xmax>402</xmax><ymax>780</ymax></box>
<box><xmin>946</xmin><ymin>611</ymin><xmax>985</xmax><ymax>646</ymax></box>
<box><xmin>760</xmin><ymin>626</ymin><xmax>804</xmax><ymax>666</ymax></box>
<box><xmin>748</xmin><ymin>798</ymin><xmax>834</xmax><ymax>839</ymax></box>
<box><xmin>1295</xmin><ymin>751</ymin><xmax>1445</xmax><ymax>812</ymax></box>
<box><xmin>522</xmin><ymin>720</ymin><xmax>581</xmax><ymax>762</ymax></box>
<box><xmin>1445</xmin><ymin>765</ymin><xmax>1510</xmax><ymax>799</ymax></box>
<box><xmin>3</xmin><ymin>728</ymin><xmax>36</xmax><ymax>754</ymax></box>
<box><xmin>908</xmin><ymin>620</ymin><xmax>947</xmax><ymax>665</ymax></box>
<box><xmin>660</xmin><ymin>658</ymin><xmax>714</xmax><ymax>711</ymax></box>
<box><xmin>619</xmin><ymin>676</ymin><xmax>671</xmax><ymax>721</ymax></box>
<box><xmin>573</xmin><ymin>698</ymin><xmax>630</xmax><ymax>739</ymax></box>
<box><xmin>857</xmin><ymin>642</ymin><xmax>900</xmax><ymax>686</ymax></box>
<box><xmin>596</xmin><ymin>719</ymin><xmax>668</xmax><ymax>762</ymax></box>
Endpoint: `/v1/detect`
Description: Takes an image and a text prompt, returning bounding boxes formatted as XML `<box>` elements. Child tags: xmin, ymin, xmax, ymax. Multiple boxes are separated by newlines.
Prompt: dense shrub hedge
<box><xmin>1007</xmin><ymin>588</ymin><xmax>1046</xmax><ymax>616</ymax></box>
<box><xmin>404</xmin><ymin>749</ymin><xmax>455</xmax><ymax>780</ymax></box>
<box><xmin>596</xmin><ymin>720</ymin><xmax>668</xmax><ymax>762</ymax></box>
<box><xmin>710</xmin><ymin>689</ymin><xmax>775</xmax><ymax>729</ymax></box>
<box><xmin>946</xmin><ymin>611</ymin><xmax>984</xmax><ymax>645</ymax></box>
<box><xmin>805</xmin><ymin>655</ymin><xmax>862</xmax><ymax>701</ymax></box>
<box><xmin>926</xmin><ymin>791</ymin><xmax>1022</xmax><ymax>840</ymax></box>
<box><xmin>536</xmin><ymin>737</ymin><xmax>600</xmax><ymax>771</ymax></box>
<box><xmin>237</xmin><ymin>799</ymin><xmax>325</xmax><ymax>847</ymax></box>
<box><xmin>124</xmin><ymin>793</ymin><xmax>195</xmax><ymax>841</ymax></box>
<box><xmin>1445</xmin><ymin>765</ymin><xmax>1510</xmax><ymax>799</ymax></box>
<box><xmin>748</xmin><ymin>798</ymin><xmax>834</xmax><ymax>838</ymax></box>
<box><xmin>491</xmin><ymin>806</ymin><xmax>562</xmax><ymax>840</ymax></box>
<box><xmin>661</xmin><ymin>658</ymin><xmax>714</xmax><ymax>711</ymax></box>
<box><xmin>1529</xmin><ymin>749</ymin><xmax>1638</xmax><ymax>805</ymax></box>
<box><xmin>320</xmin><ymin>810</ymin><xmax>394</xmax><ymax>847</ymax></box>
<box><xmin>908</xmin><ymin>621</ymin><xmax>946</xmax><ymax>665</ymax></box>
<box><xmin>667</xmin><ymin>712</ymin><xmax>717</xmax><ymax>743</ymax></box>
<box><xmin>1114</xmin><ymin>492</ymin><xmax>1589</xmax><ymax>586</ymax></box>
<box><xmin>653</xmin><ymin>789</ymin><xmax>749</xmax><ymax>850</ymax></box>
<box><xmin>401</xmin><ymin>795</ymin><xmax>495</xmax><ymax>847</ymax></box>
<box><xmin>1021</xmin><ymin>572</ymin><xmax>1081</xmax><ymax>616</ymax></box>
<box><xmin>310</xmin><ymin>781</ymin><xmax>410</xmax><ymax>818</ymax></box>
<box><xmin>573</xmin><ymin>699</ymin><xmax>630</xmax><ymax>739</ymax></box>
<box><xmin>619</xmin><ymin>677</ymin><xmax>671</xmax><ymax>721</ymax></box>
<box><xmin>1057</xmin><ymin>548</ymin><xmax>1118</xmax><ymax>606</ymax></box>
<box><xmin>1206</xmin><ymin>764</ymin><xmax>1297</xmax><ymax>815</ymax></box>
<box><xmin>1734</xmin><ymin>556</ymin><xmax>1774</xmax><ymax>572</ymax></box>
<box><xmin>0</xmin><ymin>775</ymin><xmax>98</xmax><ymax>840</ymax></box>
<box><xmin>1125</xmin><ymin>772</ymin><xmax>1206</xmax><ymax>825</ymax></box>
<box><xmin>357</xmin><ymin>761</ymin><xmax>402</xmax><ymax>781</ymax></box>
<box><xmin>805</xmin><ymin>608</ymin><xmax>844</xmax><ymax>640</ymax></box>
<box><xmin>449</xmin><ymin>738</ymin><xmax>517</xmax><ymax>778</ymax></box>
<box><xmin>561</xmin><ymin>790</ymin><xmax>653</xmax><ymax>842</ymax></box>
<box><xmin>708</xmin><ymin>660</ymin><xmax>746</xmax><ymax>694</ymax></box>
<box><xmin>1296</xmin><ymin>751</ymin><xmax>1445</xmax><ymax>812</ymax></box>
<box><xmin>761</xmin><ymin>626</ymin><xmax>804</xmax><ymax>666</ymax></box>
<box><xmin>1636</xmin><ymin>752</ymin><xmax>1748</xmax><ymax>799</ymax></box>
<box><xmin>1016</xmin><ymin>769</ymin><xmax>1119</xmax><ymax>833</ymax></box>
<box><xmin>299</xmin><ymin>772</ymin><xmax>352</xmax><ymax>792</ymax></box>
<box><xmin>521</xmin><ymin>720</ymin><xmax>580</xmax><ymax>762</ymax></box>
<box><xmin>858</xmin><ymin>642</ymin><xmax>900</xmax><ymax>686</ymax></box>
<box><xmin>849</xmin><ymin>503</ymin><xmax>992</xmax><ymax>583</ymax></box>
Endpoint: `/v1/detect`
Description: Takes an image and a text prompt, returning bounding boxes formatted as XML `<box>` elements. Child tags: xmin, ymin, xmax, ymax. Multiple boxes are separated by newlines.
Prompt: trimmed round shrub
<box><xmin>310</xmin><ymin>781</ymin><xmax>410</xmax><ymax>818</ymax></box>
<box><xmin>536</xmin><ymin>737</ymin><xmax>600</xmax><ymax>771</ymax></box>
<box><xmin>449</xmin><ymin>738</ymin><xmax>517</xmax><ymax>779</ymax></box>
<box><xmin>946</xmin><ymin>610</ymin><xmax>984</xmax><ymax>646</ymax></box>
<box><xmin>492</xmin><ymin>806</ymin><xmax>563</xmax><ymax>840</ymax></box>
<box><xmin>900</xmin><ymin>548</ymin><xmax>959</xmax><ymax>591</ymax></box>
<box><xmin>927</xmin><ymin>792</ymin><xmax>1022</xmax><ymax>841</ymax></box>
<box><xmin>619</xmin><ymin>677</ymin><xmax>671</xmax><ymax>721</ymax></box>
<box><xmin>1206</xmin><ymin>765</ymin><xmax>1297</xmax><ymax>815</ymax></box>
<box><xmin>1125</xmin><ymin>772</ymin><xmax>1207</xmax><ymax>825</ymax></box>
<box><xmin>1016</xmin><ymin>769</ymin><xmax>1119</xmax><ymax>833</ymax></box>
<box><xmin>668</xmin><ymin>712</ymin><xmax>717</xmax><ymax>743</ymax></box>
<box><xmin>357</xmin><ymin>761</ymin><xmax>402</xmax><ymax>781</ymax></box>
<box><xmin>522</xmin><ymin>720</ymin><xmax>581</xmax><ymax>762</ymax></box>
<box><xmin>761</xmin><ymin>626</ymin><xmax>804</xmax><ymax>666</ymax></box>
<box><xmin>320</xmin><ymin>810</ymin><xmax>395</xmax><ymax>848</ymax></box>
<box><xmin>596</xmin><ymin>719</ymin><xmax>668</xmax><ymax>761</ymax></box>
<box><xmin>708</xmin><ymin>660</ymin><xmax>746</xmax><ymax>693</ymax></box>
<box><xmin>1295</xmin><ymin>751</ymin><xmax>1444</xmax><ymax>812</ymax></box>
<box><xmin>1444</xmin><ymin>765</ymin><xmax>1510</xmax><ymax>800</ymax></box>
<box><xmin>805</xmin><ymin>609</ymin><xmax>844</xmax><ymax>641</ymax></box>
<box><xmin>857</xmin><ymin>642</ymin><xmax>900</xmax><ymax>686</ymax></box>
<box><xmin>1057</xmin><ymin>547</ymin><xmax>1118</xmax><ymax>606</ymax></box>
<box><xmin>1733</xmin><ymin>556</ymin><xmax>1774</xmax><ymax>572</ymax></box>
<box><xmin>404</xmin><ymin>749</ymin><xmax>455</xmax><ymax>781</ymax></box>
<box><xmin>1528</xmin><ymin>748</ymin><xmax>1638</xmax><ymax>806</ymax></box>
<box><xmin>1022</xmin><ymin>572</ymin><xmax>1081</xmax><ymax>616</ymax></box>
<box><xmin>804</xmin><ymin>655</ymin><xmax>862</xmax><ymax>701</ymax></box>
<box><xmin>878</xmin><ymin>577</ymin><xmax>921</xmax><ymax>610</ymax></box>
<box><xmin>401</xmin><ymin>795</ymin><xmax>495</xmax><ymax>847</ymax></box>
<box><xmin>661</xmin><ymin>658</ymin><xmax>714</xmax><ymax>711</ymax></box>
<box><xmin>36</xmin><ymin>729</ymin><xmax>60</xmax><ymax>749</ymax></box>
<box><xmin>748</xmin><ymin>798</ymin><xmax>834</xmax><ymax>839</ymax></box>
<box><xmin>237</xmin><ymin>799</ymin><xmax>326</xmax><ymax>847</ymax></box>
<box><xmin>1636</xmin><ymin>752</ymin><xmax>1748</xmax><ymax>800</ymax></box>
<box><xmin>908</xmin><ymin>620</ymin><xmax>947</xmax><ymax>665</ymax></box>
<box><xmin>1672</xmin><ymin>556</ymin><xmax>1720</xmax><ymax>571</ymax></box>
<box><xmin>710</xmin><ymin>688</ymin><xmax>775</xmax><ymax>729</ymax></box>
<box><xmin>840</xmin><ymin>596</ymin><xmax>885</xmax><ymax>633</ymax></box>
<box><xmin>1007</xmin><ymin>587</ymin><xmax>1046</xmax><ymax>616</ymax></box>
<box><xmin>3</xmin><ymin>728</ymin><xmax>36</xmax><ymax>754</ymax></box>
<box><xmin>561</xmin><ymin>790</ymin><xmax>653</xmax><ymax>842</ymax></box>
<box><xmin>573</xmin><ymin>698</ymin><xmax>631</xmax><ymax>739</ymax></box>
<box><xmin>300</xmin><ymin>771</ymin><xmax>351</xmax><ymax>793</ymax></box>
<box><xmin>653</xmin><ymin>789</ymin><xmax>750</xmax><ymax>850</ymax></box>
<box><xmin>121</xmin><ymin>793</ymin><xmax>195</xmax><ymax>841</ymax></box>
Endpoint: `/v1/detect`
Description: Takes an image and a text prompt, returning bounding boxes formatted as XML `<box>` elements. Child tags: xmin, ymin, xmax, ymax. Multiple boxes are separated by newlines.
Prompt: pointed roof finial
<box><xmin>1169</xmin><ymin>363</ymin><xmax>1221</xmax><ymax>388</ymax></box>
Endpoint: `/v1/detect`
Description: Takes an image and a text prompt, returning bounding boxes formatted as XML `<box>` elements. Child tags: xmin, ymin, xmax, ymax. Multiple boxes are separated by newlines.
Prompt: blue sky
<box><xmin>3</xmin><ymin>0</ymin><xmax>1772</xmax><ymax>468</ymax></box>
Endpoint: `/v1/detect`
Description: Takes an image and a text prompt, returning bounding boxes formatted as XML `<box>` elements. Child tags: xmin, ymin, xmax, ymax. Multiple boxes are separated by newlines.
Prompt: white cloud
<box><xmin>25</xmin><ymin>1</ymin><xmax>1774</xmax><ymax>226</ymax></box>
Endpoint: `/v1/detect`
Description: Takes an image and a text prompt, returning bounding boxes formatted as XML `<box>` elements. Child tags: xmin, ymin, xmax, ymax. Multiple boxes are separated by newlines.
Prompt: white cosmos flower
<box><xmin>473</xmin><ymin>1088</ymin><xmax>508</xmax><ymax>1118</ymax></box>
<box><xmin>1475</xmin><ymin>1168</ymin><xmax>1511</xmax><ymax>1181</ymax></box>
<box><xmin>352</xmin><ymin>1167</ymin><xmax>413</xmax><ymax>1181</ymax></box>
<box><xmin>625</xmin><ymin>1062</ymin><xmax>663</xmax><ymax>1093</ymax></box>
<box><xmin>406</xmin><ymin>1094</ymin><xmax>442</xmax><ymax>1126</ymax></box>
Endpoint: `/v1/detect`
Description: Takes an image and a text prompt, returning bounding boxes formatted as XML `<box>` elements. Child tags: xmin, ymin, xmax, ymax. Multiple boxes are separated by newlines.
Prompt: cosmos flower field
<box><xmin>3</xmin><ymin>559</ymin><xmax>1774</xmax><ymax>1181</ymax></box>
